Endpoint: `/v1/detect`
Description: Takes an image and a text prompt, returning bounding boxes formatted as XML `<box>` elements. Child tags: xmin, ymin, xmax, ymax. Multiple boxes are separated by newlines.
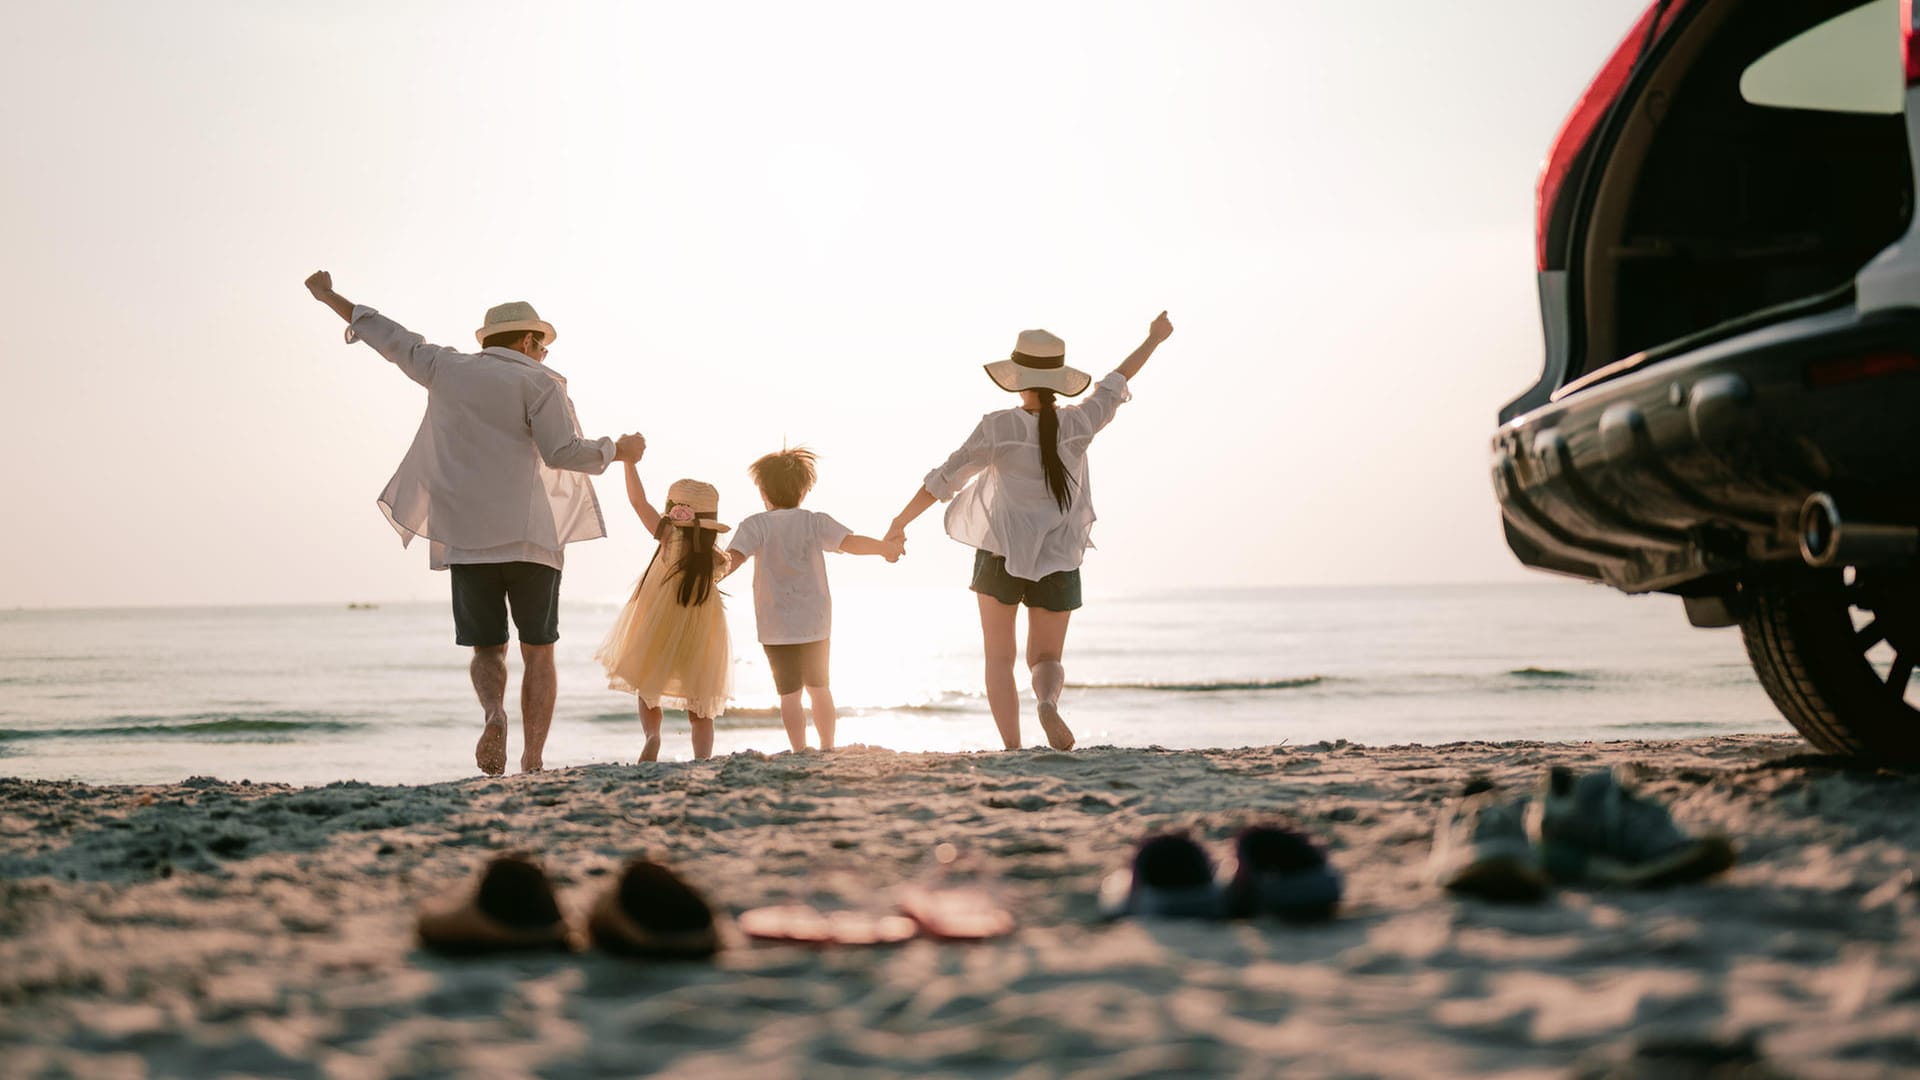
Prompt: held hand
<box><xmin>614</xmin><ymin>432</ymin><xmax>647</xmax><ymax>463</ymax></box>
<box><xmin>304</xmin><ymin>270</ymin><xmax>334</xmax><ymax>300</ymax></box>
<box><xmin>883</xmin><ymin>524</ymin><xmax>907</xmax><ymax>547</ymax></box>
<box><xmin>882</xmin><ymin>538</ymin><xmax>905</xmax><ymax>563</ymax></box>
<box><xmin>1148</xmin><ymin>310</ymin><xmax>1173</xmax><ymax>343</ymax></box>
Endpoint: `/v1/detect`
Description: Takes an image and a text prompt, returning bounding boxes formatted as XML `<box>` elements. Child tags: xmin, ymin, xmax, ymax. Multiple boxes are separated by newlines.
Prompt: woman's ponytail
<box><xmin>1035</xmin><ymin>389</ymin><xmax>1074</xmax><ymax>512</ymax></box>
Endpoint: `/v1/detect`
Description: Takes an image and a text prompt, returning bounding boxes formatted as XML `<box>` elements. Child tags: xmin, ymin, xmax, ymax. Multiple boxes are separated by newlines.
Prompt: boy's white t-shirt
<box><xmin>726</xmin><ymin>509</ymin><xmax>852</xmax><ymax>645</ymax></box>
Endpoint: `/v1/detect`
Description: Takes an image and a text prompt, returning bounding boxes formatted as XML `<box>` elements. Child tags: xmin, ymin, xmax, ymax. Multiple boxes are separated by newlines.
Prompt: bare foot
<box><xmin>1036</xmin><ymin>701</ymin><xmax>1075</xmax><ymax>751</ymax></box>
<box><xmin>520</xmin><ymin>755</ymin><xmax>544</xmax><ymax>774</ymax></box>
<box><xmin>639</xmin><ymin>734</ymin><xmax>662</xmax><ymax>763</ymax></box>
<box><xmin>476</xmin><ymin>712</ymin><xmax>509</xmax><ymax>776</ymax></box>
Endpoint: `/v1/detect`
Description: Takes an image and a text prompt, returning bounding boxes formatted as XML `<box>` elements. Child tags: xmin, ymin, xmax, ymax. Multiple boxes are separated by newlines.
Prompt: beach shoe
<box><xmin>898</xmin><ymin>886</ymin><xmax>1016</xmax><ymax>941</ymax></box>
<box><xmin>1221</xmin><ymin>826</ymin><xmax>1343</xmax><ymax>921</ymax></box>
<box><xmin>415</xmin><ymin>853</ymin><xmax>576</xmax><ymax>955</ymax></box>
<box><xmin>1098</xmin><ymin>832</ymin><xmax>1224</xmax><ymax>920</ymax></box>
<box><xmin>739</xmin><ymin>905</ymin><xmax>919</xmax><ymax>946</ymax></box>
<box><xmin>1428</xmin><ymin>779</ymin><xmax>1552</xmax><ymax>902</ymax></box>
<box><xmin>1036</xmin><ymin>701</ymin><xmax>1076</xmax><ymax>751</ymax></box>
<box><xmin>588</xmin><ymin>858</ymin><xmax>722</xmax><ymax>959</ymax></box>
<box><xmin>1537</xmin><ymin>766</ymin><xmax>1737</xmax><ymax>888</ymax></box>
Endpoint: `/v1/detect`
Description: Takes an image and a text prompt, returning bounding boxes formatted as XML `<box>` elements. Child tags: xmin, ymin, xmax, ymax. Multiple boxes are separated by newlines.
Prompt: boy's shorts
<box><xmin>764</xmin><ymin>639</ymin><xmax>830</xmax><ymax>695</ymax></box>
<box><xmin>970</xmin><ymin>549</ymin><xmax>1083</xmax><ymax>612</ymax></box>
<box><xmin>451</xmin><ymin>561</ymin><xmax>562</xmax><ymax>647</ymax></box>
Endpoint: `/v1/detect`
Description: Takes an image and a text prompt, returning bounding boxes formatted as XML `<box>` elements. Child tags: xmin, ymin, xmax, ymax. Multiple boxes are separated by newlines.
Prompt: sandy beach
<box><xmin>2</xmin><ymin>734</ymin><xmax>1915</xmax><ymax>1079</ymax></box>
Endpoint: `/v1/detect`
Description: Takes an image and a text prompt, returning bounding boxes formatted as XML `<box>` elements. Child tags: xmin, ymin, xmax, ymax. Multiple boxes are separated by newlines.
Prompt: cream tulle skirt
<box><xmin>595</xmin><ymin>556</ymin><xmax>732</xmax><ymax>718</ymax></box>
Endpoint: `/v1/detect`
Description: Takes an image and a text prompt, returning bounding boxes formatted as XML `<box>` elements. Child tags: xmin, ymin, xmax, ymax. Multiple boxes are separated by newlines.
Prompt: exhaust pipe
<box><xmin>1799</xmin><ymin>493</ymin><xmax>1920</xmax><ymax>567</ymax></box>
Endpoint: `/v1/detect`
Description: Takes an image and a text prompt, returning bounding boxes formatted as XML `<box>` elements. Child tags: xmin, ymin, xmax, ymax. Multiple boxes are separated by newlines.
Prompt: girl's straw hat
<box><xmin>983</xmin><ymin>329</ymin><xmax>1092</xmax><ymax>397</ymax></box>
<box><xmin>664</xmin><ymin>479</ymin><xmax>731</xmax><ymax>532</ymax></box>
<box><xmin>474</xmin><ymin>301</ymin><xmax>558</xmax><ymax>346</ymax></box>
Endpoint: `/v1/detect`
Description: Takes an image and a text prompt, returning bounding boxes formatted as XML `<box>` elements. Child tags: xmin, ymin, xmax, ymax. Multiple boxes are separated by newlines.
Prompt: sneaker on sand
<box><xmin>1428</xmin><ymin>779</ymin><xmax>1552</xmax><ymax>902</ymax></box>
<box><xmin>1537</xmin><ymin>766</ymin><xmax>1736</xmax><ymax>887</ymax></box>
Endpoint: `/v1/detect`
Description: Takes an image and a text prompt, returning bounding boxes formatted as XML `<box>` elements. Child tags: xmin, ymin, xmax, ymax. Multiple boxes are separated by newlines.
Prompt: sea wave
<box><xmin>0</xmin><ymin>713</ymin><xmax>363</xmax><ymax>742</ymax></box>
<box><xmin>1506</xmin><ymin>667</ymin><xmax>1593</xmax><ymax>681</ymax></box>
<box><xmin>587</xmin><ymin>696</ymin><xmax>983</xmax><ymax>729</ymax></box>
<box><xmin>1066</xmin><ymin>677</ymin><xmax>1327</xmax><ymax>693</ymax></box>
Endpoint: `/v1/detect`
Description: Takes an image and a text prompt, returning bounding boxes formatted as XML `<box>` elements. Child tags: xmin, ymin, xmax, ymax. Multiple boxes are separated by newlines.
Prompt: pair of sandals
<box><xmin>416</xmin><ymin>854</ymin><xmax>720</xmax><ymax>958</ymax></box>
<box><xmin>1098</xmin><ymin>826</ymin><xmax>1343</xmax><ymax>922</ymax></box>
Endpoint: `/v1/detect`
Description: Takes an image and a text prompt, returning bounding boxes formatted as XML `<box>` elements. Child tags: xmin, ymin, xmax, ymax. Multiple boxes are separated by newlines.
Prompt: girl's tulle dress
<box><xmin>595</xmin><ymin>528</ymin><xmax>733</xmax><ymax>718</ymax></box>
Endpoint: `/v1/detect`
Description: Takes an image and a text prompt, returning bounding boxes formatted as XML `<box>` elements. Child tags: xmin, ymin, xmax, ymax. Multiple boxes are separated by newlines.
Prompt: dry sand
<box><xmin>1</xmin><ymin>735</ymin><xmax>1916</xmax><ymax>1079</ymax></box>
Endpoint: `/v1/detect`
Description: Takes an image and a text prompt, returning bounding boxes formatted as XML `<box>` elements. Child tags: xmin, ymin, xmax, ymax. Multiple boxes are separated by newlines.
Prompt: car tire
<box><xmin>1740</xmin><ymin>569</ymin><xmax>1920</xmax><ymax>763</ymax></box>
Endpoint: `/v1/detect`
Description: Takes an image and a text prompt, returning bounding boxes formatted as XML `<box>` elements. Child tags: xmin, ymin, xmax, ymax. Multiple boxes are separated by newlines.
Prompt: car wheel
<box><xmin>1741</xmin><ymin>568</ymin><xmax>1920</xmax><ymax>763</ymax></box>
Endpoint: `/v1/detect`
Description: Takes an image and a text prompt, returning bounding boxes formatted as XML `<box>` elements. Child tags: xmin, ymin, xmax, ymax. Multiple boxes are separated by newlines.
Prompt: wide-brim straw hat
<box><xmin>663</xmin><ymin>479</ymin><xmax>730</xmax><ymax>532</ymax></box>
<box><xmin>475</xmin><ymin>301</ymin><xmax>557</xmax><ymax>347</ymax></box>
<box><xmin>983</xmin><ymin>328</ymin><xmax>1092</xmax><ymax>397</ymax></box>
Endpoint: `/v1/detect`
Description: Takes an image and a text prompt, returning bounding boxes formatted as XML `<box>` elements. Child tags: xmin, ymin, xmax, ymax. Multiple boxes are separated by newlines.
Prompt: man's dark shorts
<box><xmin>451</xmin><ymin>561</ymin><xmax>562</xmax><ymax>647</ymax></box>
<box><xmin>763</xmin><ymin>639</ymin><xmax>831</xmax><ymax>695</ymax></box>
<box><xmin>969</xmin><ymin>549</ymin><xmax>1083</xmax><ymax>612</ymax></box>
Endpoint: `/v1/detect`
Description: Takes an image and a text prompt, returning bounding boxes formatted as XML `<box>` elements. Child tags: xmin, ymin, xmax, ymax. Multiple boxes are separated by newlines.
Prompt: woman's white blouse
<box><xmin>922</xmin><ymin>372</ymin><xmax>1132</xmax><ymax>581</ymax></box>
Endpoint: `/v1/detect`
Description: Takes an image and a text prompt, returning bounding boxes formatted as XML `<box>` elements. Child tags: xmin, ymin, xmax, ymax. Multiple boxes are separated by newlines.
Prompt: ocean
<box><xmin>0</xmin><ymin>584</ymin><xmax>1790</xmax><ymax>786</ymax></box>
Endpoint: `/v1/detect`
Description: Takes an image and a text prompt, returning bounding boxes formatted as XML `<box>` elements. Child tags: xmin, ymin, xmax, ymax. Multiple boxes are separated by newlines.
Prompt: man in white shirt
<box><xmin>305</xmin><ymin>271</ymin><xmax>645</xmax><ymax>776</ymax></box>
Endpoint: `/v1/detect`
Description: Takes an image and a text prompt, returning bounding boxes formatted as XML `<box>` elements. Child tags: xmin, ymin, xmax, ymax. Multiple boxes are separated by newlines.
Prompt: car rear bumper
<box><xmin>1492</xmin><ymin>301</ymin><xmax>1920</xmax><ymax>595</ymax></box>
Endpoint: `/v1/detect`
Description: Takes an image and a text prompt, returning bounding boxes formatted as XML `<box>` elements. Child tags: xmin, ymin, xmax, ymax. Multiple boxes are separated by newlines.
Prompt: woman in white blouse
<box><xmin>887</xmin><ymin>312</ymin><xmax>1174</xmax><ymax>751</ymax></box>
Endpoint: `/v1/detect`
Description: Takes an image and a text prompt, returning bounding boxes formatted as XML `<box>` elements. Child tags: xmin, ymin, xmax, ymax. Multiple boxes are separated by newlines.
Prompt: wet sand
<box><xmin>2</xmin><ymin>734</ymin><xmax>1916</xmax><ymax>1078</ymax></box>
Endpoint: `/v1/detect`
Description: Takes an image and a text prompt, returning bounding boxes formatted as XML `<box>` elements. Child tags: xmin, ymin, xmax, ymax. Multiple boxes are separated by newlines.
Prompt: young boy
<box><xmin>726</xmin><ymin>448</ymin><xmax>902</xmax><ymax>751</ymax></box>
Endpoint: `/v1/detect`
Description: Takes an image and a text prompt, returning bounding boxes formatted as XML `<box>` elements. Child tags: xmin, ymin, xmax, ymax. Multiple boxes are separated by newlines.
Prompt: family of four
<box><xmin>303</xmin><ymin>271</ymin><xmax>1174</xmax><ymax>774</ymax></box>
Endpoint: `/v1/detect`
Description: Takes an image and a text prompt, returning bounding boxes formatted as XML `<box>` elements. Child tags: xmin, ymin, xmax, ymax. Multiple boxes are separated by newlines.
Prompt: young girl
<box><xmin>887</xmin><ymin>311</ymin><xmax>1173</xmax><ymax>752</ymax></box>
<box><xmin>596</xmin><ymin>469</ymin><xmax>734</xmax><ymax>761</ymax></box>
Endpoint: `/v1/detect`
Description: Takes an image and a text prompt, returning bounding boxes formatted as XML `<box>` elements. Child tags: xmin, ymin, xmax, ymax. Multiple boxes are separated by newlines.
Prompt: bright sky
<box><xmin>2</xmin><ymin>0</ymin><xmax>1652</xmax><ymax>609</ymax></box>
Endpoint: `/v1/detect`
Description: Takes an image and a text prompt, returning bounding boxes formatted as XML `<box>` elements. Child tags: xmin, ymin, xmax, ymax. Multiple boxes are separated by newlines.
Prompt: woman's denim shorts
<box><xmin>970</xmin><ymin>549</ymin><xmax>1083</xmax><ymax>612</ymax></box>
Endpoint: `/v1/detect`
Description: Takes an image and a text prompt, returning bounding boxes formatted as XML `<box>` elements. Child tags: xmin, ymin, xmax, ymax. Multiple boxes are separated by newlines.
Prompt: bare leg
<box><xmin>689</xmin><ymin>713</ymin><xmax>716</xmax><ymax>760</ymax></box>
<box><xmin>779</xmin><ymin>690</ymin><xmax>808</xmax><ymax>752</ymax></box>
<box><xmin>519</xmin><ymin>643</ymin><xmax>556</xmax><ymax>772</ymax></box>
<box><xmin>470</xmin><ymin>645</ymin><xmax>510</xmax><ymax>776</ymax></box>
<box><xmin>977</xmin><ymin>594</ymin><xmax>1022</xmax><ymax>749</ymax></box>
<box><xmin>638</xmin><ymin>701</ymin><xmax>663</xmax><ymax>762</ymax></box>
<box><xmin>1027</xmin><ymin>607</ymin><xmax>1074</xmax><ymax>750</ymax></box>
<box><xmin>806</xmin><ymin>685</ymin><xmax>836</xmax><ymax>750</ymax></box>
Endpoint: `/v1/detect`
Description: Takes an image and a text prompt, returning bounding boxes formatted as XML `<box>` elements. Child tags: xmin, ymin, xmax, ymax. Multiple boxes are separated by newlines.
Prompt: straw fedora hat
<box><xmin>663</xmin><ymin>479</ymin><xmax>731</xmax><ymax>532</ymax></box>
<box><xmin>983</xmin><ymin>329</ymin><xmax>1092</xmax><ymax>397</ymax></box>
<box><xmin>474</xmin><ymin>301</ymin><xmax>558</xmax><ymax>347</ymax></box>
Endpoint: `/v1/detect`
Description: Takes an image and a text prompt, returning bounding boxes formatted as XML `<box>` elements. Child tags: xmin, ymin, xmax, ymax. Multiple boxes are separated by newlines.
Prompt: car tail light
<box><xmin>1807</xmin><ymin>351</ymin><xmax>1920</xmax><ymax>388</ymax></box>
<box><xmin>1905</xmin><ymin>0</ymin><xmax>1920</xmax><ymax>83</ymax></box>
<box><xmin>1537</xmin><ymin>2</ymin><xmax>1691</xmax><ymax>271</ymax></box>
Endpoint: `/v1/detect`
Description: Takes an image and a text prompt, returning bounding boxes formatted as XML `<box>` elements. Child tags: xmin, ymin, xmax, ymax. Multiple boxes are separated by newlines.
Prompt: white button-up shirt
<box><xmin>346</xmin><ymin>306</ymin><xmax>616</xmax><ymax>571</ymax></box>
<box><xmin>923</xmin><ymin>372</ymin><xmax>1132</xmax><ymax>581</ymax></box>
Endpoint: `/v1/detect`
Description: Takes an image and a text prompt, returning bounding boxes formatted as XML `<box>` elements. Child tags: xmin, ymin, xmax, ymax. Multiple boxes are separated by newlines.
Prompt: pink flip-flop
<box><xmin>897</xmin><ymin>887</ymin><xmax>1015</xmax><ymax>941</ymax></box>
<box><xmin>738</xmin><ymin>905</ymin><xmax>918</xmax><ymax>946</ymax></box>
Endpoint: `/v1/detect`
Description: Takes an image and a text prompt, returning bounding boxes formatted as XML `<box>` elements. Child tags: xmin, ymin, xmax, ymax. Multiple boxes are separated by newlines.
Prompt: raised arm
<box><xmin>1113</xmin><ymin>311</ymin><xmax>1174</xmax><ymax>382</ymax></box>
<box><xmin>624</xmin><ymin>460</ymin><xmax>663</xmax><ymax>535</ymax></box>
<box><xmin>303</xmin><ymin>269</ymin><xmax>454</xmax><ymax>388</ymax></box>
<box><xmin>305</xmin><ymin>271</ymin><xmax>354</xmax><ymax>322</ymax></box>
<box><xmin>840</xmin><ymin>534</ymin><xmax>904</xmax><ymax>562</ymax></box>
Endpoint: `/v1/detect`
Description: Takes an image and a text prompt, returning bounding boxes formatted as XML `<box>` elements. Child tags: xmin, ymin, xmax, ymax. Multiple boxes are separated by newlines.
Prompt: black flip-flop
<box><xmin>1097</xmin><ymin>833</ymin><xmax>1225</xmax><ymax>920</ymax></box>
<box><xmin>1221</xmin><ymin>826</ymin><xmax>1342</xmax><ymax>921</ymax></box>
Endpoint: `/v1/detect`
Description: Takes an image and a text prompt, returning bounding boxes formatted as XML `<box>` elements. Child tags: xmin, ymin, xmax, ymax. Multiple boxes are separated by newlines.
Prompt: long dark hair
<box><xmin>650</xmin><ymin>506</ymin><xmax>718</xmax><ymax>606</ymax></box>
<box><xmin>1034</xmin><ymin>389</ymin><xmax>1075</xmax><ymax>512</ymax></box>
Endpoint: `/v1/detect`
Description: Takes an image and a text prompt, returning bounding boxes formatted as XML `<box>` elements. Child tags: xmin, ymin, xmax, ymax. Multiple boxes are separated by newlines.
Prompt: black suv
<box><xmin>1494</xmin><ymin>0</ymin><xmax>1920</xmax><ymax>761</ymax></box>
